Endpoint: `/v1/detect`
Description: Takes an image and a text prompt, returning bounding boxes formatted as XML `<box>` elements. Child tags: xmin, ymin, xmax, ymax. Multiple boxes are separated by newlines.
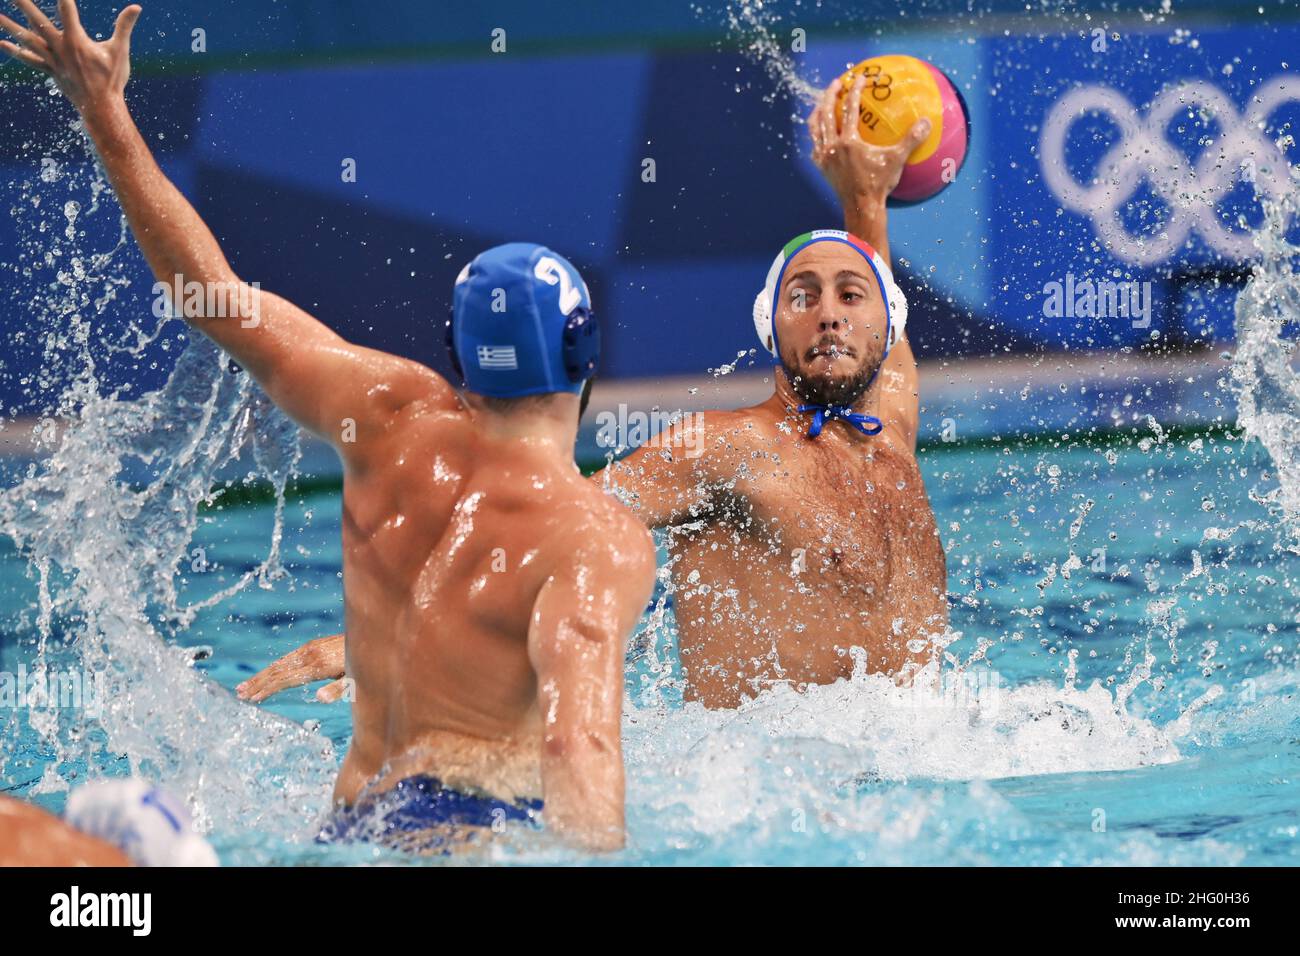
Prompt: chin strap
<box><xmin>797</xmin><ymin>403</ymin><xmax>883</xmax><ymax>439</ymax></box>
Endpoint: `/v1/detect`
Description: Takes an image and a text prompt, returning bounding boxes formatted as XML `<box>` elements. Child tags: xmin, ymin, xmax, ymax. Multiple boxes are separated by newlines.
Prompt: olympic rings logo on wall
<box><xmin>1041</xmin><ymin>77</ymin><xmax>1297</xmax><ymax>266</ymax></box>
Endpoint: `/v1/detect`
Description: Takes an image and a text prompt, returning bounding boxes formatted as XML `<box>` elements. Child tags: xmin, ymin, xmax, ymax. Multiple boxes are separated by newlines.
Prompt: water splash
<box><xmin>0</xmin><ymin>118</ymin><xmax>335</xmax><ymax>835</ymax></box>
<box><xmin>720</xmin><ymin>0</ymin><xmax>822</xmax><ymax>105</ymax></box>
<box><xmin>1230</xmin><ymin>179</ymin><xmax>1300</xmax><ymax>550</ymax></box>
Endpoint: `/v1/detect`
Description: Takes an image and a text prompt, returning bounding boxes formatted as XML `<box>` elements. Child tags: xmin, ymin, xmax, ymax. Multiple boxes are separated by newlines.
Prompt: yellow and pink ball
<box><xmin>835</xmin><ymin>54</ymin><xmax>970</xmax><ymax>205</ymax></box>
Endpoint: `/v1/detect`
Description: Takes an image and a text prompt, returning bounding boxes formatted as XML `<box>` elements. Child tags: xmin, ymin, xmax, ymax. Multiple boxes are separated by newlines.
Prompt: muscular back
<box><xmin>333</xmin><ymin>395</ymin><xmax>654</xmax><ymax>805</ymax></box>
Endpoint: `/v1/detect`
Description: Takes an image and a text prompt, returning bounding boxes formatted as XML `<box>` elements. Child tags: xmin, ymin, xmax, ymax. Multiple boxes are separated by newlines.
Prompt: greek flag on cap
<box><xmin>450</xmin><ymin>242</ymin><xmax>596</xmax><ymax>398</ymax></box>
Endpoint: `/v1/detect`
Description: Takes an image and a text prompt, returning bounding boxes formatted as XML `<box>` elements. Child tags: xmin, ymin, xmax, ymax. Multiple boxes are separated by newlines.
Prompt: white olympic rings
<box><xmin>1040</xmin><ymin>77</ymin><xmax>1298</xmax><ymax>265</ymax></box>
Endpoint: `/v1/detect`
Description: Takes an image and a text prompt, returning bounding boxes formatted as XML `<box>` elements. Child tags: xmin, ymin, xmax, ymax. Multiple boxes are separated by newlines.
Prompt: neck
<box><xmin>463</xmin><ymin>392</ymin><xmax>580</xmax><ymax>457</ymax></box>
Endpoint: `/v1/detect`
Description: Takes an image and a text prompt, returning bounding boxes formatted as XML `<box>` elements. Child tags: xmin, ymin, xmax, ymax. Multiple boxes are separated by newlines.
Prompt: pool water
<box><xmin>3</xmin><ymin>423</ymin><xmax>1297</xmax><ymax>866</ymax></box>
<box><xmin>2</xmin><ymin>3</ymin><xmax>1297</xmax><ymax>866</ymax></box>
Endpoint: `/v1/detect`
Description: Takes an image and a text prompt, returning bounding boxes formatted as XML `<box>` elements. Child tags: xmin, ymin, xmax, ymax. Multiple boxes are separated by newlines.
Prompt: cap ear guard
<box><xmin>753</xmin><ymin>289</ymin><xmax>776</xmax><ymax>356</ymax></box>
<box><xmin>878</xmin><ymin>264</ymin><xmax>908</xmax><ymax>350</ymax></box>
<box><xmin>447</xmin><ymin>259</ymin><xmax>473</xmax><ymax>385</ymax></box>
<box><xmin>561</xmin><ymin>307</ymin><xmax>600</xmax><ymax>383</ymax></box>
<box><xmin>445</xmin><ymin>307</ymin><xmax>464</xmax><ymax>383</ymax></box>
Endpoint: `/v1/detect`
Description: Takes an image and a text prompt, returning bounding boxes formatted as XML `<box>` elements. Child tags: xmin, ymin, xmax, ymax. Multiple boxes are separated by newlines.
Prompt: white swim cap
<box><xmin>64</xmin><ymin>778</ymin><xmax>219</xmax><ymax>867</ymax></box>
<box><xmin>752</xmin><ymin>229</ymin><xmax>908</xmax><ymax>360</ymax></box>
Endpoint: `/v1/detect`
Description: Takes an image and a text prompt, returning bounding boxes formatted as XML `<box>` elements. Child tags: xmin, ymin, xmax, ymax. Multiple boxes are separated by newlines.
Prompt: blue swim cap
<box><xmin>447</xmin><ymin>243</ymin><xmax>599</xmax><ymax>398</ymax></box>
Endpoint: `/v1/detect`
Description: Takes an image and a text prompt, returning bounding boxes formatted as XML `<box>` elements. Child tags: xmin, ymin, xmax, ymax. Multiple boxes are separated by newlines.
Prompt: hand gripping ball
<box><xmin>836</xmin><ymin>54</ymin><xmax>970</xmax><ymax>205</ymax></box>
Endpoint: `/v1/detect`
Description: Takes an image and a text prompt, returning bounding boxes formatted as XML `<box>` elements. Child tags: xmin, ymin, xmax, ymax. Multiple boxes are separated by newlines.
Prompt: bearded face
<box><xmin>772</xmin><ymin>243</ymin><xmax>889</xmax><ymax>407</ymax></box>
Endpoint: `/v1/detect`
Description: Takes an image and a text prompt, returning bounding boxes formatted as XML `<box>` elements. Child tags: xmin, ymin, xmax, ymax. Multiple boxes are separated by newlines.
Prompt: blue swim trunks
<box><xmin>318</xmin><ymin>775</ymin><xmax>543</xmax><ymax>850</ymax></box>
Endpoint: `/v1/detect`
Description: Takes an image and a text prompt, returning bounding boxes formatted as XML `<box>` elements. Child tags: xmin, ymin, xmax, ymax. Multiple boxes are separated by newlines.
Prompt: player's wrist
<box><xmin>78</xmin><ymin>92</ymin><xmax>131</xmax><ymax>139</ymax></box>
<box><xmin>841</xmin><ymin>190</ymin><xmax>889</xmax><ymax>242</ymax></box>
<box><xmin>839</xmin><ymin>186</ymin><xmax>890</xmax><ymax>214</ymax></box>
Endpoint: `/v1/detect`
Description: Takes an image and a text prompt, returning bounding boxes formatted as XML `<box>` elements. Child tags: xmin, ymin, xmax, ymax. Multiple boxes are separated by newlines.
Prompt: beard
<box><xmin>780</xmin><ymin>336</ymin><xmax>884</xmax><ymax>407</ymax></box>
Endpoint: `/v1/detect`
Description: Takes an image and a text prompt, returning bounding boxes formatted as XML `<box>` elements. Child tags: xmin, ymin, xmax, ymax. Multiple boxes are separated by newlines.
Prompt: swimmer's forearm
<box><xmin>529</xmin><ymin>535</ymin><xmax>654</xmax><ymax>852</ymax></box>
<box><xmin>542</xmin><ymin>746</ymin><xmax>625</xmax><ymax>852</ymax></box>
<box><xmin>536</xmin><ymin>655</ymin><xmax>626</xmax><ymax>850</ymax></box>
<box><xmin>877</xmin><ymin>334</ymin><xmax>919</xmax><ymax>451</ymax></box>
<box><xmin>2</xmin><ymin>7</ymin><xmax>226</xmax><ymax>296</ymax></box>
<box><xmin>842</xmin><ymin>193</ymin><xmax>892</xmax><ymax>268</ymax></box>
<box><xmin>80</xmin><ymin>97</ymin><xmax>451</xmax><ymax>445</ymax></box>
<box><xmin>2</xmin><ymin>6</ymin><xmax>404</xmax><ymax>438</ymax></box>
<box><xmin>80</xmin><ymin>97</ymin><xmax>240</xmax><ymax>314</ymax></box>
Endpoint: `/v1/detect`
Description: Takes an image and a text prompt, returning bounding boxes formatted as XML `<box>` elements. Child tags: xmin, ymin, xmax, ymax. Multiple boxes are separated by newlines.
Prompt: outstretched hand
<box><xmin>237</xmin><ymin>634</ymin><xmax>349</xmax><ymax>704</ymax></box>
<box><xmin>0</xmin><ymin>0</ymin><xmax>141</xmax><ymax>111</ymax></box>
<box><xmin>809</xmin><ymin>74</ymin><xmax>931</xmax><ymax>207</ymax></box>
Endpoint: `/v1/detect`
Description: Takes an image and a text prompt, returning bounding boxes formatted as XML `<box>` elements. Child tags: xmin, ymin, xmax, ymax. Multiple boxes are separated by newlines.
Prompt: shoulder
<box><xmin>643</xmin><ymin>407</ymin><xmax>779</xmax><ymax>465</ymax></box>
<box><xmin>560</xmin><ymin>485</ymin><xmax>656</xmax><ymax>569</ymax></box>
<box><xmin>875</xmin><ymin>418</ymin><xmax>918</xmax><ymax>461</ymax></box>
<box><xmin>373</xmin><ymin>369</ymin><xmax>465</xmax><ymax>441</ymax></box>
<box><xmin>696</xmin><ymin>407</ymin><xmax>775</xmax><ymax>443</ymax></box>
<box><xmin>532</xmin><ymin>493</ymin><xmax>656</xmax><ymax>625</ymax></box>
<box><xmin>395</xmin><ymin>364</ymin><xmax>462</xmax><ymax>416</ymax></box>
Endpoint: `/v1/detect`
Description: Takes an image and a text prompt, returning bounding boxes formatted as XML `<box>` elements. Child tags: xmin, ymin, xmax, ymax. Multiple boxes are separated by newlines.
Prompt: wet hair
<box><xmin>474</xmin><ymin>394</ymin><xmax>555</xmax><ymax>414</ymax></box>
<box><xmin>471</xmin><ymin>378</ymin><xmax>594</xmax><ymax>420</ymax></box>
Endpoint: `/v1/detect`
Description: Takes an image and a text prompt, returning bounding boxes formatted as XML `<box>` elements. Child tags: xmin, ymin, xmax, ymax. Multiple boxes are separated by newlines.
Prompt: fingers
<box><xmin>12</xmin><ymin>0</ymin><xmax>58</xmax><ymax>45</ymax></box>
<box><xmin>235</xmin><ymin>670</ymin><xmax>283</xmax><ymax>702</ymax></box>
<box><xmin>818</xmin><ymin>77</ymin><xmax>839</xmax><ymax>145</ymax></box>
<box><xmin>236</xmin><ymin>660</ymin><xmax>296</xmax><ymax>702</ymax></box>
<box><xmin>316</xmin><ymin>678</ymin><xmax>350</xmax><ymax>703</ymax></box>
<box><xmin>807</xmin><ymin>108</ymin><xmax>823</xmax><ymax>160</ymax></box>
<box><xmin>0</xmin><ymin>38</ymin><xmax>50</xmax><ymax>72</ymax></box>
<box><xmin>237</xmin><ymin>635</ymin><xmax>345</xmax><ymax>703</ymax></box>
<box><xmin>806</xmin><ymin>89</ymin><xmax>825</xmax><ymax>156</ymax></box>
<box><xmin>56</xmin><ymin>0</ymin><xmax>83</xmax><ymax>38</ymax></box>
<box><xmin>0</xmin><ymin>11</ymin><xmax>49</xmax><ymax>54</ymax></box>
<box><xmin>842</xmin><ymin>74</ymin><xmax>866</xmax><ymax>142</ymax></box>
<box><xmin>238</xmin><ymin>670</ymin><xmax>348</xmax><ymax>704</ymax></box>
<box><xmin>898</xmin><ymin>117</ymin><xmax>932</xmax><ymax>157</ymax></box>
<box><xmin>808</xmin><ymin>77</ymin><xmax>841</xmax><ymax>162</ymax></box>
<box><xmin>111</xmin><ymin>4</ymin><xmax>141</xmax><ymax>49</ymax></box>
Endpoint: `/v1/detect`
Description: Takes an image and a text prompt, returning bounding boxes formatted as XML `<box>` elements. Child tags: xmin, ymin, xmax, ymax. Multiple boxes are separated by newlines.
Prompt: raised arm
<box><xmin>1</xmin><ymin>1</ymin><xmax>453</xmax><ymax>459</ymax></box>
<box><xmin>808</xmin><ymin>75</ymin><xmax>928</xmax><ymax>452</ymax></box>
<box><xmin>528</xmin><ymin>523</ymin><xmax>655</xmax><ymax>851</ymax></box>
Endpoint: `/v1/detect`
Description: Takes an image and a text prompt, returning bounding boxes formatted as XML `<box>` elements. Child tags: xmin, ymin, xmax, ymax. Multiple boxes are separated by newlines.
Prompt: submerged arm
<box><xmin>528</xmin><ymin>528</ymin><xmax>655</xmax><ymax>851</ymax></box>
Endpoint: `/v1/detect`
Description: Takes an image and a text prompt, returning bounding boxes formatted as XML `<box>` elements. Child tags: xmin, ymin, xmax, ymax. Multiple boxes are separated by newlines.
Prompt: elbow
<box><xmin>542</xmin><ymin>729</ymin><xmax>616</xmax><ymax>761</ymax></box>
